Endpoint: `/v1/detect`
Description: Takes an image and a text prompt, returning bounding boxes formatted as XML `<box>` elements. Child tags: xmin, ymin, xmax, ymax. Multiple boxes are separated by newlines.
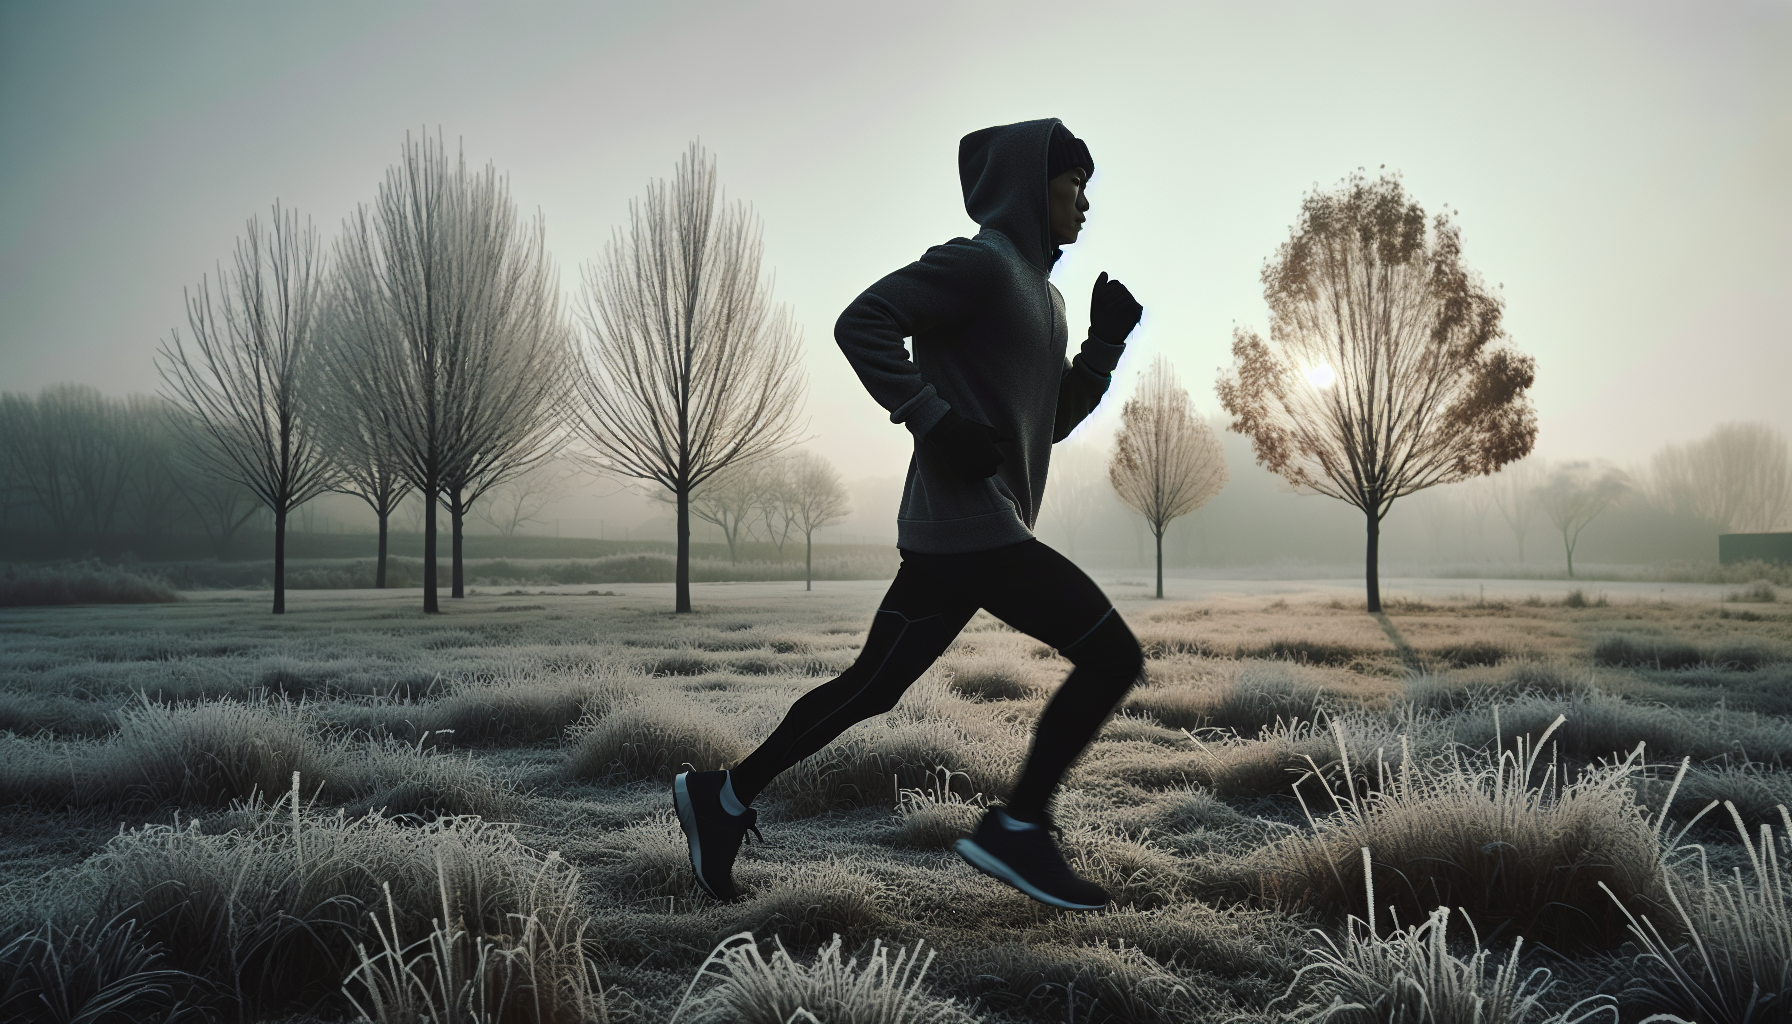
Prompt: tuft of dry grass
<box><xmin>344</xmin><ymin>856</ymin><xmax>608</xmax><ymax>1024</ymax></box>
<box><xmin>886</xmin><ymin>766</ymin><xmax>986</xmax><ymax>850</ymax></box>
<box><xmin>564</xmin><ymin>694</ymin><xmax>748</xmax><ymax>782</ymax></box>
<box><xmin>64</xmin><ymin>780</ymin><xmax>580</xmax><ymax>1018</ymax></box>
<box><xmin>1606</xmin><ymin>803</ymin><xmax>1792</xmax><ymax>1024</ymax></box>
<box><xmin>1253</xmin><ymin>717</ymin><xmax>1668</xmax><ymax>951</ymax></box>
<box><xmin>669</xmin><ymin>931</ymin><xmax>973</xmax><ymax>1024</ymax></box>
<box><xmin>1274</xmin><ymin>850</ymin><xmax>1617</xmax><ymax>1024</ymax></box>
<box><xmin>0</xmin><ymin>911</ymin><xmax>202</xmax><ymax>1023</ymax></box>
<box><xmin>0</xmin><ymin>561</ymin><xmax>181</xmax><ymax>607</ymax></box>
<box><xmin>731</xmin><ymin>859</ymin><xmax>890</xmax><ymax>950</ymax></box>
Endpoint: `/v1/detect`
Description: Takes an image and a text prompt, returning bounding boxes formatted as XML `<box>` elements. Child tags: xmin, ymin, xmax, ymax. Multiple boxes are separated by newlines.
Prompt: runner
<box><xmin>675</xmin><ymin>118</ymin><xmax>1145</xmax><ymax>910</ymax></box>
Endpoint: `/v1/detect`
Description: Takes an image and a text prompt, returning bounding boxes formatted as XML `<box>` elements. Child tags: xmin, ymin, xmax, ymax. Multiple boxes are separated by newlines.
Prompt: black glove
<box><xmin>923</xmin><ymin>409</ymin><xmax>1006</xmax><ymax>480</ymax></box>
<box><xmin>1089</xmin><ymin>271</ymin><xmax>1143</xmax><ymax>345</ymax></box>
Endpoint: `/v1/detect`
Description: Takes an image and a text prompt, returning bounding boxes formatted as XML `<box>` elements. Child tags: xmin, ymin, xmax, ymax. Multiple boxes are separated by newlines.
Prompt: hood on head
<box><xmin>958</xmin><ymin>118</ymin><xmax>1062</xmax><ymax>273</ymax></box>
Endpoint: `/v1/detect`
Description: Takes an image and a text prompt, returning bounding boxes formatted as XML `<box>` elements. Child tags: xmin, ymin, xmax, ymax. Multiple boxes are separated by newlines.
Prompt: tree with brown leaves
<box><xmin>1110</xmin><ymin>356</ymin><xmax>1228</xmax><ymax>598</ymax></box>
<box><xmin>1217</xmin><ymin>172</ymin><xmax>1536</xmax><ymax>612</ymax></box>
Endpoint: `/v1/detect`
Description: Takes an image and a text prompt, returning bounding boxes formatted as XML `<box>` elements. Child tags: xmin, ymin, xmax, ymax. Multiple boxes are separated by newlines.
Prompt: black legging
<box><xmin>729</xmin><ymin>539</ymin><xmax>1144</xmax><ymax>821</ymax></box>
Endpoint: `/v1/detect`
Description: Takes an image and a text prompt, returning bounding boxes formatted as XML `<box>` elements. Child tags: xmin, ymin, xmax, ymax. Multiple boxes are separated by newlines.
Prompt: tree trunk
<box><xmin>805</xmin><ymin>529</ymin><xmax>813</xmax><ymax>592</ymax></box>
<box><xmin>1154</xmin><ymin>526</ymin><xmax>1164</xmax><ymax>599</ymax></box>
<box><xmin>375</xmin><ymin>510</ymin><xmax>389</xmax><ymax>589</ymax></box>
<box><xmin>1564</xmin><ymin>534</ymin><xmax>1576</xmax><ymax>578</ymax></box>
<box><xmin>423</xmin><ymin>477</ymin><xmax>439</xmax><ymax>614</ymax></box>
<box><xmin>273</xmin><ymin>509</ymin><xmax>287</xmax><ymax>614</ymax></box>
<box><xmin>1365</xmin><ymin>509</ymin><xmax>1382</xmax><ymax>613</ymax></box>
<box><xmin>676</xmin><ymin>485</ymin><xmax>692</xmax><ymax>613</ymax></box>
<box><xmin>451</xmin><ymin>493</ymin><xmax>465</xmax><ymax>599</ymax></box>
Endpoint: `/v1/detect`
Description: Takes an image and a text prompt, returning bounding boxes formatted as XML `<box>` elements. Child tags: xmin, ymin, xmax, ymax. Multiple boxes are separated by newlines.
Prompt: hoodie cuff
<box><xmin>891</xmin><ymin>384</ymin><xmax>951</xmax><ymax>437</ymax></box>
<box><xmin>1077</xmin><ymin>334</ymin><xmax>1126</xmax><ymax>377</ymax></box>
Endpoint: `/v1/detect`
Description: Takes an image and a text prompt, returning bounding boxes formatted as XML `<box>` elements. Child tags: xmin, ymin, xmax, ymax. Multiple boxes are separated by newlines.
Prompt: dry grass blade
<box><xmin>1602</xmin><ymin>802</ymin><xmax>1792</xmax><ymax>1024</ymax></box>
<box><xmin>1275</xmin><ymin>848</ymin><xmax>1618</xmax><ymax>1024</ymax></box>
<box><xmin>668</xmin><ymin>931</ymin><xmax>972</xmax><ymax>1024</ymax></box>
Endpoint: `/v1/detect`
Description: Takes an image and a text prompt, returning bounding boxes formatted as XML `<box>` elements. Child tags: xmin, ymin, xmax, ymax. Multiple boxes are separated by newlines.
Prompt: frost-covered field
<box><xmin>2</xmin><ymin>578</ymin><xmax>1790</xmax><ymax>1023</ymax></box>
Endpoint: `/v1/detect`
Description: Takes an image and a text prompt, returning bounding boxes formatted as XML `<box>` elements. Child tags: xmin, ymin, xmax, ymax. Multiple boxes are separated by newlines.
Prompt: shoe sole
<box><xmin>672</xmin><ymin>773</ymin><xmax>729</xmax><ymax>901</ymax></box>
<box><xmin>954</xmin><ymin>837</ymin><xmax>1106</xmax><ymax>911</ymax></box>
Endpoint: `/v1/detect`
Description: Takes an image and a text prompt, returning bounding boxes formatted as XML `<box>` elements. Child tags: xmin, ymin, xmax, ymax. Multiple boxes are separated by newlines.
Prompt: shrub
<box><xmin>1275</xmin><ymin>852</ymin><xmax>1616</xmax><ymax>1023</ymax></box>
<box><xmin>1606</xmin><ymin>803</ymin><xmax>1792</xmax><ymax>1024</ymax></box>
<box><xmin>1726</xmin><ymin>580</ymin><xmax>1778</xmax><ymax>603</ymax></box>
<box><xmin>565</xmin><ymin>695</ymin><xmax>747</xmax><ymax>782</ymax></box>
<box><xmin>1255</xmin><ymin>718</ymin><xmax>1667</xmax><ymax>951</ymax></box>
<box><xmin>669</xmin><ymin>932</ymin><xmax>973</xmax><ymax>1024</ymax></box>
<box><xmin>0</xmin><ymin>561</ymin><xmax>180</xmax><ymax>607</ymax></box>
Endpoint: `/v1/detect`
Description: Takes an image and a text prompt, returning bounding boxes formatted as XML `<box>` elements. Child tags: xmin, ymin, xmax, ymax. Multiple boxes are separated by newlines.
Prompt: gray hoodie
<box><xmin>834</xmin><ymin>118</ymin><xmax>1125</xmax><ymax>553</ymax></box>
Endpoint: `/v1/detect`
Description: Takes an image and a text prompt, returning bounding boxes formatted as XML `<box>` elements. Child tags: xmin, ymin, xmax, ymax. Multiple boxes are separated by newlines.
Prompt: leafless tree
<box><xmin>1490</xmin><ymin>456</ymin><xmax>1545</xmax><ymax>562</ymax></box>
<box><xmin>1040</xmin><ymin>442</ymin><xmax>1103</xmax><ymax>560</ymax></box>
<box><xmin>569</xmin><ymin>143</ymin><xmax>807</xmax><ymax>612</ymax></box>
<box><xmin>158</xmin><ymin>205</ymin><xmax>337</xmax><ymax>613</ymax></box>
<box><xmin>1111</xmin><ymin>357</ymin><xmax>1229</xmax><ymax>598</ymax></box>
<box><xmin>755</xmin><ymin>456</ymin><xmax>799</xmax><ymax>557</ymax></box>
<box><xmin>1540</xmin><ymin>461</ymin><xmax>1628</xmax><ymax>577</ymax></box>
<box><xmin>302</xmin><ymin>351</ymin><xmax>412</xmax><ymax>586</ymax></box>
<box><xmin>474</xmin><ymin>462</ymin><xmax>571</xmax><ymax>537</ymax></box>
<box><xmin>785</xmin><ymin>451</ymin><xmax>850</xmax><ymax>591</ymax></box>
<box><xmin>1649</xmin><ymin>422</ymin><xmax>1791</xmax><ymax>534</ymax></box>
<box><xmin>323</xmin><ymin>132</ymin><xmax>571</xmax><ymax>611</ymax></box>
<box><xmin>689</xmin><ymin>461</ymin><xmax>766</xmax><ymax>563</ymax></box>
<box><xmin>1217</xmin><ymin>171</ymin><xmax>1537</xmax><ymax>612</ymax></box>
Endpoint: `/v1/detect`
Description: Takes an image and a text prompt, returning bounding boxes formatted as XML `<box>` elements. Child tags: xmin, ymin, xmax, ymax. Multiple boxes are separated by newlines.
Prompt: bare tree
<box><xmin>689</xmin><ymin>461</ymin><xmax>766</xmax><ymax>563</ymax></box>
<box><xmin>1217</xmin><ymin>171</ymin><xmax>1537</xmax><ymax>612</ymax></box>
<box><xmin>474</xmin><ymin>463</ymin><xmax>571</xmax><ymax>537</ymax></box>
<box><xmin>303</xmin><ymin>354</ymin><xmax>412</xmax><ymax>586</ymax></box>
<box><xmin>1110</xmin><ymin>357</ymin><xmax>1229</xmax><ymax>598</ymax></box>
<box><xmin>158</xmin><ymin>205</ymin><xmax>337</xmax><ymax>613</ymax></box>
<box><xmin>1039</xmin><ymin>442</ymin><xmax>1103</xmax><ymax>560</ymax></box>
<box><xmin>755</xmin><ymin>456</ymin><xmax>799</xmax><ymax>557</ymax></box>
<box><xmin>323</xmin><ymin>133</ymin><xmax>570</xmax><ymax>611</ymax></box>
<box><xmin>1490</xmin><ymin>456</ymin><xmax>1545</xmax><ymax>562</ymax></box>
<box><xmin>785</xmin><ymin>451</ymin><xmax>850</xmax><ymax>591</ymax></box>
<box><xmin>1649</xmin><ymin>422</ymin><xmax>1791</xmax><ymax>534</ymax></box>
<box><xmin>1540</xmin><ymin>461</ymin><xmax>1628</xmax><ymax>577</ymax></box>
<box><xmin>569</xmin><ymin>143</ymin><xmax>807</xmax><ymax>612</ymax></box>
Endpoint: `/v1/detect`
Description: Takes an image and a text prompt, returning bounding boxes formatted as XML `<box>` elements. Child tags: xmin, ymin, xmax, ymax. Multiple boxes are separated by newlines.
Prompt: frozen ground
<box><xmin>2</xmin><ymin>579</ymin><xmax>1790</xmax><ymax>1022</ymax></box>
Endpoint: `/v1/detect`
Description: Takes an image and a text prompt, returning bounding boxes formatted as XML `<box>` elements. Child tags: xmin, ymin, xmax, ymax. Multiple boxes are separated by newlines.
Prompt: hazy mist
<box><xmin>4</xmin><ymin>0</ymin><xmax>1787</xmax><ymax>560</ymax></box>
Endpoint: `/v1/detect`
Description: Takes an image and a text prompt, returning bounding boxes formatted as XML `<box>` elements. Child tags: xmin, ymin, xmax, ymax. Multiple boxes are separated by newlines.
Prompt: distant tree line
<box><xmin>5</xmin><ymin>133</ymin><xmax>840</xmax><ymax>614</ymax></box>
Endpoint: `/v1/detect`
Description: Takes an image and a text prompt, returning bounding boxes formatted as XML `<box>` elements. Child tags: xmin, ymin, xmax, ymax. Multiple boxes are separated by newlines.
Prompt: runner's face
<box><xmin>1048</xmin><ymin>168</ymin><xmax>1089</xmax><ymax>245</ymax></box>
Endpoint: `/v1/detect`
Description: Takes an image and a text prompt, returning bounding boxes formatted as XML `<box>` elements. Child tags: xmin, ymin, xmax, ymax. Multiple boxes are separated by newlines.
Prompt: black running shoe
<box><xmin>954</xmin><ymin>808</ymin><xmax>1109</xmax><ymax>910</ymax></box>
<box><xmin>672</xmin><ymin>769</ymin><xmax>762</xmax><ymax>901</ymax></box>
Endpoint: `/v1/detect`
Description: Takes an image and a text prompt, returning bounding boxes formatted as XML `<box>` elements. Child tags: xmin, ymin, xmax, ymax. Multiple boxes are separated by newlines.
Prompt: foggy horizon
<box><xmin>4</xmin><ymin>0</ymin><xmax>1789</xmax><ymax>557</ymax></box>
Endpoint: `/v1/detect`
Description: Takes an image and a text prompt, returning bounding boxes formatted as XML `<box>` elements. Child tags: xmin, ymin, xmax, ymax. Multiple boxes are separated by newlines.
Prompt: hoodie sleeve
<box><xmin>834</xmin><ymin>238</ymin><xmax>997</xmax><ymax>438</ymax></box>
<box><xmin>1053</xmin><ymin>334</ymin><xmax>1125</xmax><ymax>442</ymax></box>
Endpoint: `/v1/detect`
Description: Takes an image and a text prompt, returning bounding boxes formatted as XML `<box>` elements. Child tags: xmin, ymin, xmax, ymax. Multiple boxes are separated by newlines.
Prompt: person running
<box><xmin>674</xmin><ymin>118</ymin><xmax>1145</xmax><ymax>911</ymax></box>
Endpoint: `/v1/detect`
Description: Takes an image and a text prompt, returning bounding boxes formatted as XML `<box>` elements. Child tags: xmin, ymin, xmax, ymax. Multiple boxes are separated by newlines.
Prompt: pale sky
<box><xmin>3</xmin><ymin>0</ymin><xmax>1788</xmax><ymax>485</ymax></box>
